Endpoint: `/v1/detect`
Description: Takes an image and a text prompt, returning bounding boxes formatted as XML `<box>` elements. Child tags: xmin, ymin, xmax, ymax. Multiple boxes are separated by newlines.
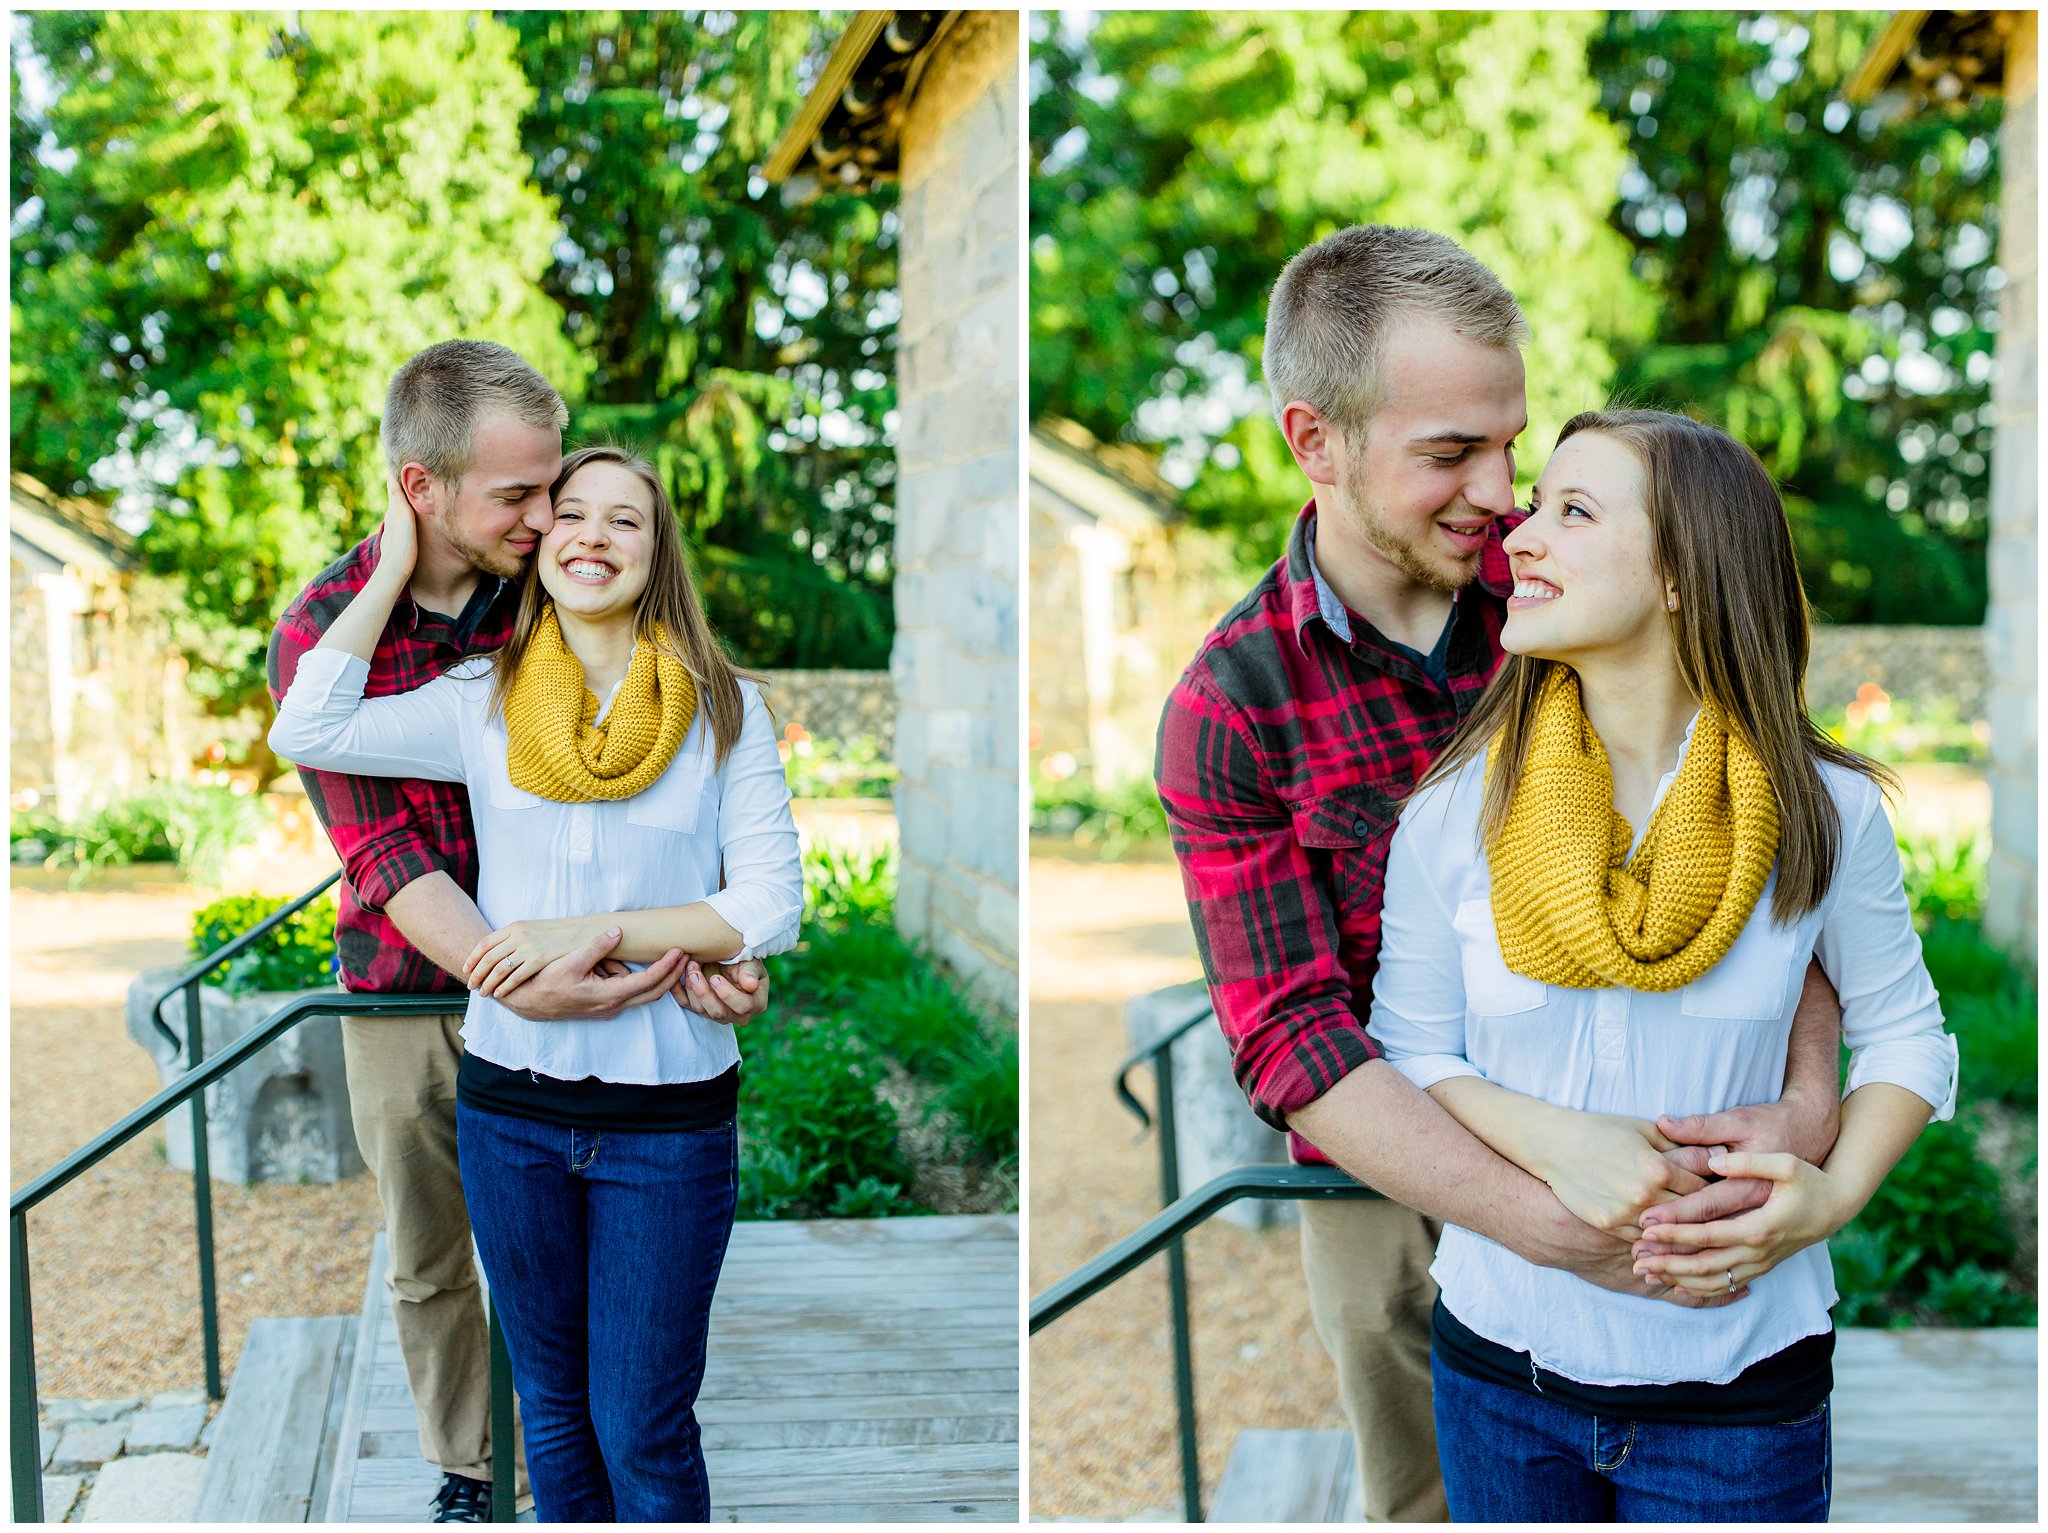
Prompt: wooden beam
<box><xmin>1847</xmin><ymin>10</ymin><xmax>1933</xmax><ymax>104</ymax></box>
<box><xmin>764</xmin><ymin>12</ymin><xmax>892</xmax><ymax>184</ymax></box>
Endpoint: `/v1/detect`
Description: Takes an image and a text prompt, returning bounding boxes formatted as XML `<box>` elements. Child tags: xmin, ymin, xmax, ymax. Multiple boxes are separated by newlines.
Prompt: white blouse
<box><xmin>270</xmin><ymin>648</ymin><xmax>804</xmax><ymax>1085</ymax></box>
<box><xmin>1366</xmin><ymin>729</ymin><xmax>1957</xmax><ymax>1388</ymax></box>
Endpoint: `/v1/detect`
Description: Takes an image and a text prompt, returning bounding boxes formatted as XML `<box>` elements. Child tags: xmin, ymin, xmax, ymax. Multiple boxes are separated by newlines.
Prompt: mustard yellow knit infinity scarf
<box><xmin>502</xmin><ymin>603</ymin><xmax>697</xmax><ymax>802</ymax></box>
<box><xmin>1488</xmin><ymin>665</ymin><xmax>1779</xmax><ymax>991</ymax></box>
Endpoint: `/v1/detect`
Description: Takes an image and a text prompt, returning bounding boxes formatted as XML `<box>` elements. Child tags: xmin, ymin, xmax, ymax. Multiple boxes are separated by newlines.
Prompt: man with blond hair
<box><xmin>268</xmin><ymin>340</ymin><xmax>767</xmax><ymax>1521</ymax></box>
<box><xmin>1155</xmin><ymin>227</ymin><xmax>1843</xmax><ymax>1520</ymax></box>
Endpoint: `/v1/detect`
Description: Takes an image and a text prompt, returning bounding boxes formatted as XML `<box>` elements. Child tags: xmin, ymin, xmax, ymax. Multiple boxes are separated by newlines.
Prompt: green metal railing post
<box><xmin>186</xmin><ymin>984</ymin><xmax>223</xmax><ymax>1400</ymax></box>
<box><xmin>489</xmin><ymin>1301</ymin><xmax>516</xmax><ymax>1522</ymax></box>
<box><xmin>10</xmin><ymin>981</ymin><xmax>454</xmax><ymax>1516</ymax></box>
<box><xmin>12</xmin><ymin>1215</ymin><xmax>43</xmax><ymax>1523</ymax></box>
<box><xmin>1153</xmin><ymin>1046</ymin><xmax>1202</xmax><ymax>1523</ymax></box>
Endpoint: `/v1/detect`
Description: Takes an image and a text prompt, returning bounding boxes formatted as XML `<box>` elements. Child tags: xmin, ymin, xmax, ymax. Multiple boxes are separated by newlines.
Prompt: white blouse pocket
<box><xmin>626</xmin><ymin>753</ymin><xmax>708</xmax><ymax>834</ymax></box>
<box><xmin>1453</xmin><ymin>897</ymin><xmax>1545</xmax><ymax>1017</ymax></box>
<box><xmin>1678</xmin><ymin>887</ymin><xmax>1807</xmax><ymax>1022</ymax></box>
<box><xmin>484</xmin><ymin>767</ymin><xmax>550</xmax><ymax>813</ymax></box>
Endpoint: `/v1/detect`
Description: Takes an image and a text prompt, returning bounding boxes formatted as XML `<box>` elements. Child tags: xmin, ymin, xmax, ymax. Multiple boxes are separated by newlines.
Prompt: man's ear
<box><xmin>397</xmin><ymin>461</ymin><xmax>439</xmax><ymax>518</ymax></box>
<box><xmin>1279</xmin><ymin>400</ymin><xmax>1339</xmax><ymax>486</ymax></box>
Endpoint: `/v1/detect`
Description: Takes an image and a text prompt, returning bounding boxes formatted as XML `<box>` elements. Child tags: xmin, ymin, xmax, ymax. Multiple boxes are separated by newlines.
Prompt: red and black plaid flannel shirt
<box><xmin>1156</xmin><ymin>499</ymin><xmax>1516</xmax><ymax>1163</ymax></box>
<box><xmin>266</xmin><ymin>532</ymin><xmax>516</xmax><ymax>994</ymax></box>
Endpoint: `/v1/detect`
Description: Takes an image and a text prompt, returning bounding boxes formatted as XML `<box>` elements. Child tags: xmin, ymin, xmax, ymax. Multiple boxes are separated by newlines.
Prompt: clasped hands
<box><xmin>460</xmin><ymin>914</ymin><xmax>769</xmax><ymax>1026</ymax></box>
<box><xmin>1537</xmin><ymin>1093</ymin><xmax>1853</xmax><ymax>1300</ymax></box>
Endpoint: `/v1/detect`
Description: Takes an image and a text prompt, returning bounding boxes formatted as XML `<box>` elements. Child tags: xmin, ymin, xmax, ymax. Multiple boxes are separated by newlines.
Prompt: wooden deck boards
<box><xmin>329</xmin><ymin>1215</ymin><xmax>1019</xmax><ymax>1522</ymax></box>
<box><xmin>1210</xmin><ymin>1327</ymin><xmax>2037</xmax><ymax>1523</ymax></box>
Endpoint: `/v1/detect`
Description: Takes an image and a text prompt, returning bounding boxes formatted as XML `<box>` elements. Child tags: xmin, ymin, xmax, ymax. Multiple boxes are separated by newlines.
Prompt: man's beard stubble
<box><xmin>1328</xmin><ymin>471</ymin><xmax>1483</xmax><ymax>597</ymax></box>
<box><xmin>440</xmin><ymin>518</ymin><xmax>527</xmax><ymax>582</ymax></box>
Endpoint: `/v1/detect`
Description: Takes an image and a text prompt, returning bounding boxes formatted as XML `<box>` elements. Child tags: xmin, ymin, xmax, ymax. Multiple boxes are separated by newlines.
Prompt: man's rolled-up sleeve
<box><xmin>1156</xmin><ymin>672</ymin><xmax>1380</xmax><ymax>1130</ymax></box>
<box><xmin>267</xmin><ymin>615</ymin><xmax>449</xmax><ymax>915</ymax></box>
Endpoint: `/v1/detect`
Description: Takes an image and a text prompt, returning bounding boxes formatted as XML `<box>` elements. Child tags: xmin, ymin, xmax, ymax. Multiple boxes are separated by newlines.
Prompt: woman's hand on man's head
<box><xmin>378</xmin><ymin>473</ymin><xmax>421</xmax><ymax>586</ymax></box>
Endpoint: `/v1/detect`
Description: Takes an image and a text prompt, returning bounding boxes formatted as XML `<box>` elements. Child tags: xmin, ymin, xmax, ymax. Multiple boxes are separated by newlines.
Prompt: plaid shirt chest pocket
<box><xmin>1287</xmin><ymin>784</ymin><xmax>1399</xmax><ymax>928</ymax></box>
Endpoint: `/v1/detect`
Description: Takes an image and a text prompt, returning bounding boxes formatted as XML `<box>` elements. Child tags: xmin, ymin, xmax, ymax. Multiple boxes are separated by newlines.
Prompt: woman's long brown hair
<box><xmin>485</xmin><ymin>444</ymin><xmax>754</xmax><ymax>766</ymax></box>
<box><xmin>1419</xmin><ymin>408</ymin><xmax>1893</xmax><ymax>923</ymax></box>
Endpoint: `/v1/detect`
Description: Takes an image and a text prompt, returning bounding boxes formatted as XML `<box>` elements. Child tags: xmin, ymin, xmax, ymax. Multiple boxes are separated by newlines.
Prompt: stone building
<box><xmin>1851</xmin><ymin>12</ymin><xmax>2038</xmax><ymax>953</ymax></box>
<box><xmin>1029</xmin><ymin>421</ymin><xmax>1248</xmax><ymax>788</ymax></box>
<box><xmin>10</xmin><ymin>473</ymin><xmax>197</xmax><ymax>819</ymax></box>
<box><xmin>769</xmin><ymin>12</ymin><xmax>1020</xmax><ymax>1010</ymax></box>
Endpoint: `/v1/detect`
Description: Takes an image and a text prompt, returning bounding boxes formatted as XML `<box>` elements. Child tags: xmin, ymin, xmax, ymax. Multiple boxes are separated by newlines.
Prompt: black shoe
<box><xmin>432</xmin><ymin>1473</ymin><xmax>492</xmax><ymax>1523</ymax></box>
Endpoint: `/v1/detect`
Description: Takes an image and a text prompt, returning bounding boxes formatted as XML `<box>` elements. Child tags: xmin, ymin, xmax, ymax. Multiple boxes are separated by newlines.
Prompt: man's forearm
<box><xmin>1785</xmin><ymin>957</ymin><xmax>1844</xmax><ymax>1101</ymax></box>
<box><xmin>382</xmin><ymin>870</ymin><xmax>493</xmax><ymax>982</ymax></box>
<box><xmin>1288</xmin><ymin>1060</ymin><xmax>1612</xmax><ymax>1271</ymax></box>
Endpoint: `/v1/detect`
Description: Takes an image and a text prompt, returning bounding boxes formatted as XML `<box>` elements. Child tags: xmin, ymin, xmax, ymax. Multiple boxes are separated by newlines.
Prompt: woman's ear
<box><xmin>1664</xmin><ymin>577</ymin><xmax>1680</xmax><ymax>614</ymax></box>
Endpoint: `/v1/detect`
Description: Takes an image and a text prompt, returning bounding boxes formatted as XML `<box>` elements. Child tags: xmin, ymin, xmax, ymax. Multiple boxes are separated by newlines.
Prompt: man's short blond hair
<box><xmin>381</xmin><ymin>340</ymin><xmax>567</xmax><ymax>483</ymax></box>
<box><xmin>1263</xmin><ymin>226</ymin><xmax>1528</xmax><ymax>439</ymax></box>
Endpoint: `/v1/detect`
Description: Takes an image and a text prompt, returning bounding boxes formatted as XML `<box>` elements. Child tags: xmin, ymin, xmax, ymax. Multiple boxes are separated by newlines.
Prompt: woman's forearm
<box><xmin>1427</xmin><ymin>1076</ymin><xmax>1570</xmax><ymax>1179</ymax></box>
<box><xmin>569</xmin><ymin>904</ymin><xmax>746</xmax><ymax>965</ymax></box>
<box><xmin>316</xmin><ymin>557</ymin><xmax>409</xmax><ymax>662</ymax></box>
<box><xmin>1816</xmin><ymin>1081</ymin><xmax>1936</xmax><ymax>1220</ymax></box>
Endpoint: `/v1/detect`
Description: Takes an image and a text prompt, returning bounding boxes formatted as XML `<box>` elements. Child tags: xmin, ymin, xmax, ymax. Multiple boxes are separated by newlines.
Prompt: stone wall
<box><xmin>1984</xmin><ymin>25</ymin><xmax>2038</xmax><ymax>955</ymax></box>
<box><xmin>755</xmin><ymin>668</ymin><xmax>894</xmax><ymax>755</ymax></box>
<box><xmin>1030</xmin><ymin>474</ymin><xmax>1251</xmax><ymax>787</ymax></box>
<box><xmin>890</xmin><ymin>12</ymin><xmax>1021</xmax><ymax>1013</ymax></box>
<box><xmin>1805</xmin><ymin>624</ymin><xmax>1989</xmax><ymax>716</ymax></box>
<box><xmin>10</xmin><ymin>544</ymin><xmax>199</xmax><ymax>818</ymax></box>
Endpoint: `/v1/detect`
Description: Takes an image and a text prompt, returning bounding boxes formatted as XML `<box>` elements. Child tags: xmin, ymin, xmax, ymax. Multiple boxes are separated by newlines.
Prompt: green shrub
<box><xmin>1950</xmin><ymin>986</ymin><xmax>2038</xmax><ymax>1109</ymax></box>
<box><xmin>190</xmin><ymin>891</ymin><xmax>339</xmax><ymax>995</ymax></box>
<box><xmin>1896</xmin><ymin>825</ymin><xmax>1988</xmax><ymax>926</ymax></box>
<box><xmin>776</xmin><ymin>914</ymin><xmax>922</xmax><ymax>1011</ymax></box>
<box><xmin>12</xmin><ymin>783</ymin><xmax>266</xmax><ymax>884</ymax></box>
<box><xmin>1908</xmin><ymin>918</ymin><xmax>2035</xmax><ymax>1109</ymax></box>
<box><xmin>1817</xmin><ymin>692</ymin><xmax>1987</xmax><ymax>766</ymax></box>
<box><xmin>738</xmin><ymin>1010</ymin><xmax>913</xmax><ymax>1219</ymax></box>
<box><xmin>1918</xmin><ymin>916</ymin><xmax>2013</xmax><ymax>998</ymax></box>
<box><xmin>1833</xmin><ymin>1114</ymin><xmax>2030</xmax><ymax>1326</ymax></box>
<box><xmin>1031</xmin><ymin>771</ymin><xmax>1169</xmax><ymax>857</ymax></box>
<box><xmin>784</xmin><ymin>733</ymin><xmax>897</xmax><ymax>799</ymax></box>
<box><xmin>862</xmin><ymin>965</ymin><xmax>986</xmax><ymax>1076</ymax></box>
<box><xmin>930</xmin><ymin>1023</ymin><xmax>1020</xmax><ymax>1163</ymax></box>
<box><xmin>801</xmin><ymin>840</ymin><xmax>897</xmax><ymax>927</ymax></box>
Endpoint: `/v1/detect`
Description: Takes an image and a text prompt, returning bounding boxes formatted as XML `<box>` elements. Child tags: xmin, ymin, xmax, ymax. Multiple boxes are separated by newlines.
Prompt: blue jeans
<box><xmin>457</xmin><ymin>1104</ymin><xmax>737</xmax><ymax>1523</ymax></box>
<box><xmin>1431</xmin><ymin>1352</ymin><xmax>1831</xmax><ymax>1522</ymax></box>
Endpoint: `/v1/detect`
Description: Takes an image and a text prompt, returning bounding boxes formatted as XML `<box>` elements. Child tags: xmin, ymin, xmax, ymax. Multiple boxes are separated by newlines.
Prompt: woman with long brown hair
<box><xmin>1364</xmin><ymin>409</ymin><xmax>1956</xmax><ymax>1521</ymax></box>
<box><xmin>271</xmin><ymin>444</ymin><xmax>801</xmax><ymax>1521</ymax></box>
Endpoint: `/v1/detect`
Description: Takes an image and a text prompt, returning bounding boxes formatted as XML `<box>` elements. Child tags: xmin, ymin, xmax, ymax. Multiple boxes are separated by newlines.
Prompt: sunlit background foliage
<box><xmin>1029</xmin><ymin>10</ymin><xmax>2001</xmax><ymax>624</ymax></box>
<box><xmin>11</xmin><ymin>9</ymin><xmax>897</xmax><ymax>750</ymax></box>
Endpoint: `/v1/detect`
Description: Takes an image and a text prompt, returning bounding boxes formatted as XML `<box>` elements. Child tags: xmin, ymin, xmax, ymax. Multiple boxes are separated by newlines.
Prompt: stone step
<box><xmin>1208</xmin><ymin>1428</ymin><xmax>1360</xmax><ymax>1523</ymax></box>
<box><xmin>193</xmin><ymin>1316</ymin><xmax>355</xmax><ymax>1521</ymax></box>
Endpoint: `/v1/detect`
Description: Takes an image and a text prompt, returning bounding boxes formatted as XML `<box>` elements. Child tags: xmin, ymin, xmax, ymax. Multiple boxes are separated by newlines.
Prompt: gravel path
<box><xmin>1028</xmin><ymin>847</ymin><xmax>1347</xmax><ymax>1520</ymax></box>
<box><xmin>11</xmin><ymin>866</ymin><xmax>383</xmax><ymax>1401</ymax></box>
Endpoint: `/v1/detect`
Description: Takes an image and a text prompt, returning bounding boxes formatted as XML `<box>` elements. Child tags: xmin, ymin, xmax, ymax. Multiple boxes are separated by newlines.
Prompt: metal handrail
<box><xmin>1030</xmin><ymin>1164</ymin><xmax>1383</xmax><ymax>1522</ymax></box>
<box><xmin>1108</xmin><ymin>993</ymin><xmax>1212</xmax><ymax>1516</ymax></box>
<box><xmin>11</xmin><ymin>983</ymin><xmax>515</xmax><ymax>1522</ymax></box>
<box><xmin>146</xmin><ymin>870</ymin><xmax>343</xmax><ymax>1055</ymax></box>
<box><xmin>1031</xmin><ymin>1163</ymin><xmax>1381</xmax><ymax>1332</ymax></box>
<box><xmin>1111</xmin><ymin>996</ymin><xmax>1213</xmax><ymax>1133</ymax></box>
<box><xmin>141</xmin><ymin>871</ymin><xmax>346</xmax><ymax>1402</ymax></box>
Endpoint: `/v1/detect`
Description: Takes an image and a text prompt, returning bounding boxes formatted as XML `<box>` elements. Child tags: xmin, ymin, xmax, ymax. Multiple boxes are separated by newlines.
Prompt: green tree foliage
<box><xmin>509</xmin><ymin>10</ymin><xmax>897</xmax><ymax>668</ymax></box>
<box><xmin>1029</xmin><ymin>10</ymin><xmax>1650</xmax><ymax>558</ymax></box>
<box><xmin>12</xmin><ymin>12</ymin><xmax>581</xmax><ymax>734</ymax></box>
<box><xmin>1590</xmin><ymin>12</ymin><xmax>2001</xmax><ymax>623</ymax></box>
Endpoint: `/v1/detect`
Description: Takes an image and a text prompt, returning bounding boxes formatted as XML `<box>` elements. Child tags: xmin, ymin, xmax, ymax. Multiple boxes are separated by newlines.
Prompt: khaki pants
<box><xmin>1300</xmin><ymin>1198</ymin><xmax>1447</xmax><ymax>1523</ymax></box>
<box><xmin>341</xmin><ymin>1013</ymin><xmax>528</xmax><ymax>1502</ymax></box>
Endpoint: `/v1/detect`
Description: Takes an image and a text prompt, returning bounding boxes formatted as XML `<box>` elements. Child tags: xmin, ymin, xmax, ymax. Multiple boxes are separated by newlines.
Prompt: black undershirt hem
<box><xmin>457</xmin><ymin>1050</ymin><xmax>738</xmax><ymax>1132</ymax></box>
<box><xmin>1432</xmin><ymin>1295</ymin><xmax>1833</xmax><ymax>1425</ymax></box>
